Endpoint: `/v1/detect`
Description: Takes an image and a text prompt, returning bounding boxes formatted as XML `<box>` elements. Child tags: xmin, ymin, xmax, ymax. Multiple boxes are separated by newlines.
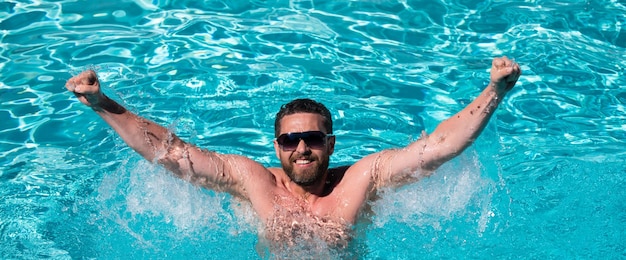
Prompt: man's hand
<box><xmin>65</xmin><ymin>70</ymin><xmax>105</xmax><ymax>108</ymax></box>
<box><xmin>489</xmin><ymin>56</ymin><xmax>521</xmax><ymax>95</ymax></box>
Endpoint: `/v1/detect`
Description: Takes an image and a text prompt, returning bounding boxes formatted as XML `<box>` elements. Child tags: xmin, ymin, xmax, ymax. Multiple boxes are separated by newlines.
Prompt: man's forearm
<box><xmin>430</xmin><ymin>56</ymin><xmax>521</xmax><ymax>159</ymax></box>
<box><xmin>90</xmin><ymin>95</ymin><xmax>248</xmax><ymax>196</ymax></box>
<box><xmin>93</xmin><ymin>95</ymin><xmax>176</xmax><ymax>162</ymax></box>
<box><xmin>425</xmin><ymin>84</ymin><xmax>504</xmax><ymax>165</ymax></box>
<box><xmin>372</xmin><ymin>57</ymin><xmax>520</xmax><ymax>184</ymax></box>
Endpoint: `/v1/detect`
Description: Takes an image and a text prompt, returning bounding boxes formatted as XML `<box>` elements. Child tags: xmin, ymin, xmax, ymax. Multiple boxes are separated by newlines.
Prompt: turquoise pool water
<box><xmin>1</xmin><ymin>0</ymin><xmax>625</xmax><ymax>258</ymax></box>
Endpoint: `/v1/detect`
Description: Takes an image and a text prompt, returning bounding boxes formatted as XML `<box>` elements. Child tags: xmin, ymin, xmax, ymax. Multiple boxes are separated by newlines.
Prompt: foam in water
<box><xmin>370</xmin><ymin>152</ymin><xmax>495</xmax><ymax>234</ymax></box>
<box><xmin>94</xmin><ymin>157</ymin><xmax>257</xmax><ymax>246</ymax></box>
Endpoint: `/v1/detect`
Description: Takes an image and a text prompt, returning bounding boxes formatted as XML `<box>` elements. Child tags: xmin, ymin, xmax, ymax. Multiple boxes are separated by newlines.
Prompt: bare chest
<box><xmin>262</xmin><ymin>194</ymin><xmax>353</xmax><ymax>248</ymax></box>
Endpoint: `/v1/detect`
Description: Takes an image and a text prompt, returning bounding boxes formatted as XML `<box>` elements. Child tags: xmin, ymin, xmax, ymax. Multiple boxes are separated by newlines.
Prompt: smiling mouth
<box><xmin>295</xmin><ymin>159</ymin><xmax>312</xmax><ymax>165</ymax></box>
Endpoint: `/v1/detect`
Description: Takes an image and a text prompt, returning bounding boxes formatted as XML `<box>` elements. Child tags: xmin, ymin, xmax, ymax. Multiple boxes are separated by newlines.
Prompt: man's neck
<box><xmin>289</xmin><ymin>172</ymin><xmax>329</xmax><ymax>201</ymax></box>
<box><xmin>268</xmin><ymin>167</ymin><xmax>337</xmax><ymax>202</ymax></box>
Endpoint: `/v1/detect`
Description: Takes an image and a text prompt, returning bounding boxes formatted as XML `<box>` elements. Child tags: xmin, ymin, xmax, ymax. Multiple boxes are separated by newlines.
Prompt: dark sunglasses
<box><xmin>276</xmin><ymin>131</ymin><xmax>332</xmax><ymax>151</ymax></box>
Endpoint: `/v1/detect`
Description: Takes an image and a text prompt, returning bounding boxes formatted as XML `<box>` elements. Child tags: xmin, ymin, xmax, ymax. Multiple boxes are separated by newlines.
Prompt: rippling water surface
<box><xmin>1</xmin><ymin>0</ymin><xmax>625</xmax><ymax>259</ymax></box>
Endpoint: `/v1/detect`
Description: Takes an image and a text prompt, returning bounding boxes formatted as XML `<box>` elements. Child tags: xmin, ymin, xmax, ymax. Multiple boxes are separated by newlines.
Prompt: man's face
<box><xmin>274</xmin><ymin>113</ymin><xmax>335</xmax><ymax>186</ymax></box>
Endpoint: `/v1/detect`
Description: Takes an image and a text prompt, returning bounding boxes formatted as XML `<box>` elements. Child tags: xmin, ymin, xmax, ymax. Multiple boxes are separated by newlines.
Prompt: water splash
<box><xmin>92</xmin><ymin>157</ymin><xmax>258</xmax><ymax>256</ymax></box>
<box><xmin>371</xmin><ymin>152</ymin><xmax>494</xmax><ymax>228</ymax></box>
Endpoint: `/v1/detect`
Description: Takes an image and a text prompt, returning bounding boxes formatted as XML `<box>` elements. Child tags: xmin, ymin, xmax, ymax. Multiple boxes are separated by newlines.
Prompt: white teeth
<box><xmin>295</xmin><ymin>159</ymin><xmax>311</xmax><ymax>165</ymax></box>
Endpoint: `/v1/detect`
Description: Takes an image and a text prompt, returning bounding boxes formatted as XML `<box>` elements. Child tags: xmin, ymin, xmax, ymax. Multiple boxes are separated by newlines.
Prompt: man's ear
<box><xmin>273</xmin><ymin>139</ymin><xmax>281</xmax><ymax>159</ymax></box>
<box><xmin>327</xmin><ymin>135</ymin><xmax>336</xmax><ymax>155</ymax></box>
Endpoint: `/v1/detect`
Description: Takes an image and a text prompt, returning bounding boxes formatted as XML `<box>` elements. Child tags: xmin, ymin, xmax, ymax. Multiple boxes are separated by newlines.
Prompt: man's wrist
<box><xmin>93</xmin><ymin>95</ymin><xmax>127</xmax><ymax>114</ymax></box>
<box><xmin>487</xmin><ymin>81</ymin><xmax>508</xmax><ymax>98</ymax></box>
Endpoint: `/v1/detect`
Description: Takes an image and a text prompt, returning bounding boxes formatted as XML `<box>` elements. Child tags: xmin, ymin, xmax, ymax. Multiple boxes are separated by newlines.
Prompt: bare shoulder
<box><xmin>322</xmin><ymin>162</ymin><xmax>379</xmax><ymax>222</ymax></box>
<box><xmin>187</xmin><ymin>150</ymin><xmax>278</xmax><ymax>200</ymax></box>
<box><xmin>332</xmin><ymin>154</ymin><xmax>386</xmax><ymax>193</ymax></box>
<box><xmin>232</xmin><ymin>157</ymin><xmax>278</xmax><ymax>186</ymax></box>
<box><xmin>342</xmin><ymin>147</ymin><xmax>413</xmax><ymax>189</ymax></box>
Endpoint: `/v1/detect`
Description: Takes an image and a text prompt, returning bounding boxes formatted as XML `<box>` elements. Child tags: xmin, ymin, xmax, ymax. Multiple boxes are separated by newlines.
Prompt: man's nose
<box><xmin>295</xmin><ymin>139</ymin><xmax>311</xmax><ymax>153</ymax></box>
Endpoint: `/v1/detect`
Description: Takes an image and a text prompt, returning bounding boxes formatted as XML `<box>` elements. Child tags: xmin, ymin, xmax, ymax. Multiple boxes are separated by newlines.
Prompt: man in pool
<box><xmin>65</xmin><ymin>56</ymin><xmax>520</xmax><ymax>249</ymax></box>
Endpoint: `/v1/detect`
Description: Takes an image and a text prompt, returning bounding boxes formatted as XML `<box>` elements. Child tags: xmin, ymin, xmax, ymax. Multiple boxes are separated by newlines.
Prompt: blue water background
<box><xmin>1</xmin><ymin>0</ymin><xmax>625</xmax><ymax>258</ymax></box>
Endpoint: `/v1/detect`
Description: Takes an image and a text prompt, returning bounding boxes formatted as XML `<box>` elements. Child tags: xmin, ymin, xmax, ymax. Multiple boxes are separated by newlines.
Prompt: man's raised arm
<box><xmin>354</xmin><ymin>56</ymin><xmax>521</xmax><ymax>188</ymax></box>
<box><xmin>415</xmin><ymin>56</ymin><xmax>521</xmax><ymax>171</ymax></box>
<box><xmin>65</xmin><ymin>70</ymin><xmax>265</xmax><ymax>197</ymax></box>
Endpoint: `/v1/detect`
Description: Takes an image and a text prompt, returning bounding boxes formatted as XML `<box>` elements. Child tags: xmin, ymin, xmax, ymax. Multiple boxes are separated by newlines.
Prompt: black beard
<box><xmin>282</xmin><ymin>157</ymin><xmax>329</xmax><ymax>187</ymax></box>
<box><xmin>286</xmin><ymin>169</ymin><xmax>324</xmax><ymax>186</ymax></box>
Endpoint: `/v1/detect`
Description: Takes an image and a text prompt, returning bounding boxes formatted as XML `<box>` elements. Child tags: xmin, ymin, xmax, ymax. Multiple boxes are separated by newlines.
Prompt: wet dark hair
<box><xmin>274</xmin><ymin>98</ymin><xmax>332</xmax><ymax>137</ymax></box>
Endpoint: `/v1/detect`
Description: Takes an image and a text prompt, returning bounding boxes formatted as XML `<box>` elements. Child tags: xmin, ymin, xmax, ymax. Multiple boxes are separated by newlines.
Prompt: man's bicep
<box><xmin>158</xmin><ymin>143</ymin><xmax>250</xmax><ymax>196</ymax></box>
<box><xmin>369</xmin><ymin>137</ymin><xmax>442</xmax><ymax>188</ymax></box>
